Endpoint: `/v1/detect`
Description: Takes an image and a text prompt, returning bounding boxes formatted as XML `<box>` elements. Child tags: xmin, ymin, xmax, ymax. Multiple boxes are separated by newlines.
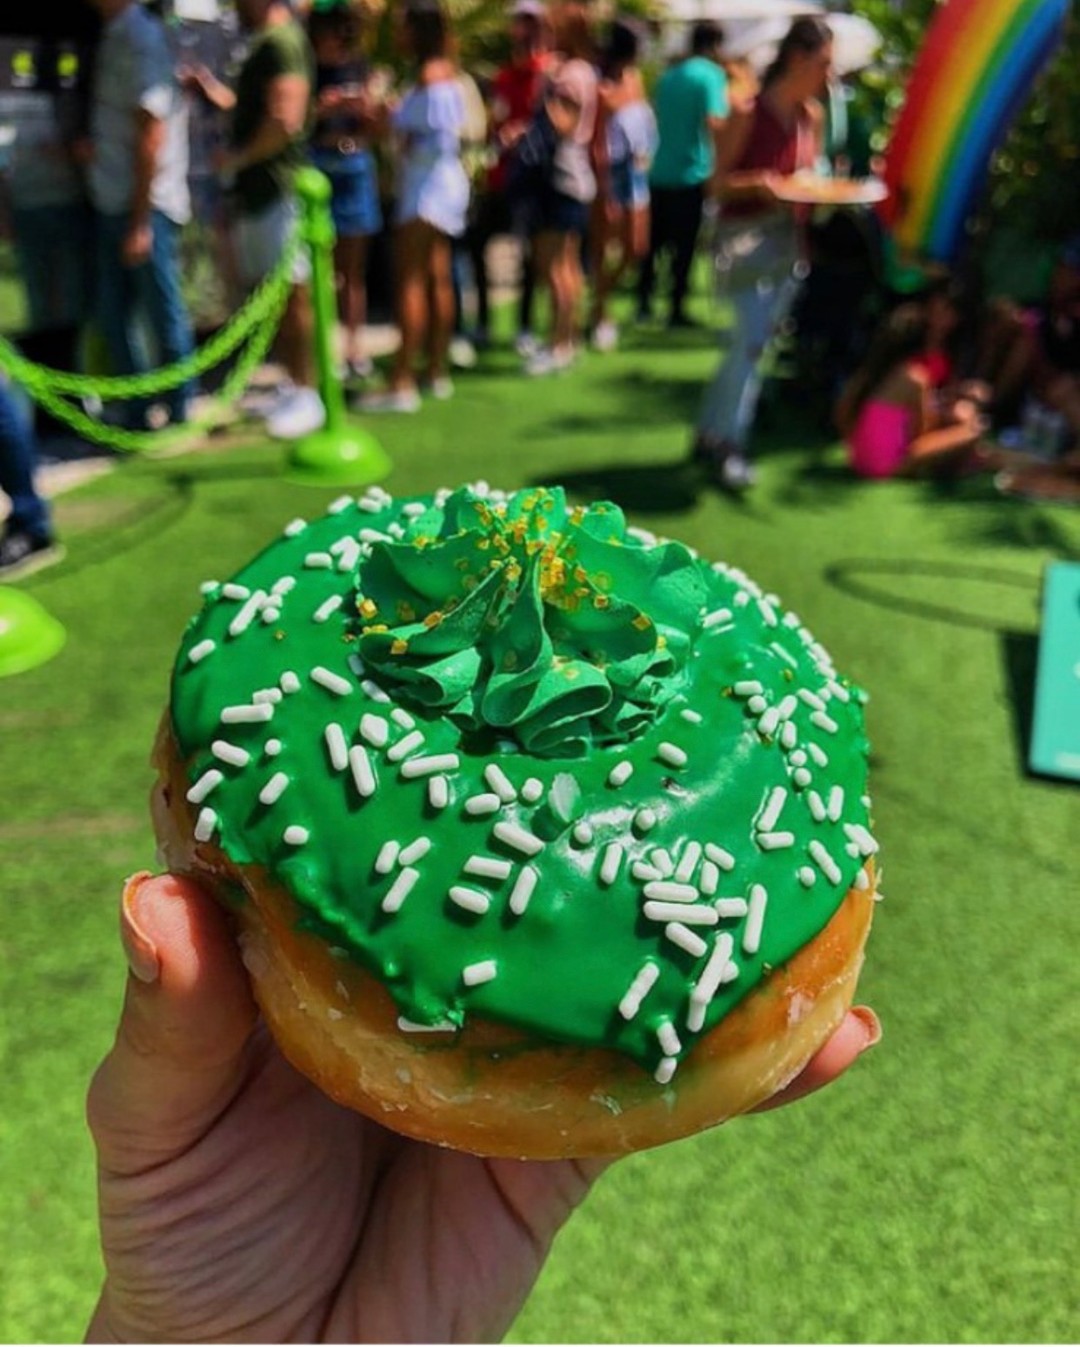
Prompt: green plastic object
<box><xmin>1029</xmin><ymin>561</ymin><xmax>1080</xmax><ymax>782</ymax></box>
<box><xmin>0</xmin><ymin>586</ymin><xmax>66</xmax><ymax>677</ymax></box>
<box><xmin>285</xmin><ymin>168</ymin><xmax>392</xmax><ymax>488</ymax></box>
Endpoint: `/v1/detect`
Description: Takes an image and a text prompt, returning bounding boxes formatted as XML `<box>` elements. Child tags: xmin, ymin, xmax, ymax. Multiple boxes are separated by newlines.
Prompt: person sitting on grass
<box><xmin>835</xmin><ymin>303</ymin><xmax>990</xmax><ymax>479</ymax></box>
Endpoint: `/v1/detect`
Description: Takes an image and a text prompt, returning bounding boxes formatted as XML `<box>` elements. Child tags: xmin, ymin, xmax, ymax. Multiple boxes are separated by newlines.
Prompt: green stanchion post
<box><xmin>0</xmin><ymin>586</ymin><xmax>66</xmax><ymax>677</ymax></box>
<box><xmin>285</xmin><ymin>167</ymin><xmax>391</xmax><ymax>487</ymax></box>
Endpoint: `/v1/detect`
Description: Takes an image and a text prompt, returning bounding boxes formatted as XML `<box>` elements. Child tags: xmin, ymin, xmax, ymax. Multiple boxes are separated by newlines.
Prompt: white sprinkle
<box><xmin>702</xmin><ymin>607</ymin><xmax>733</xmax><ymax>630</ymax></box>
<box><xmin>327</xmin><ymin>494</ymin><xmax>352</xmax><ymax>515</ymax></box>
<box><xmin>390</xmin><ymin>708</ymin><xmax>415</xmax><ymax>730</ymax></box>
<box><xmin>397</xmin><ymin>1016</ymin><xmax>456</xmax><ymax>1033</ymax></box>
<box><xmin>618</xmin><ymin>961</ymin><xmax>660</xmax><ymax>1020</ymax></box>
<box><xmin>747</xmin><ymin>695</ymin><xmax>768</xmax><ymax>715</ymax></box>
<box><xmin>657</xmin><ymin>1020</ymin><xmax>682</xmax><ymax>1057</ymax></box>
<box><xmin>758</xmin><ymin>830</ymin><xmax>795</xmax><ymax>851</ymax></box>
<box><xmin>807</xmin><ymin>790</ymin><xmax>828</xmax><ymax>822</ymax></box>
<box><xmin>484</xmin><ymin>763</ymin><xmax>517</xmax><ymax>803</ymax></box>
<box><xmin>382</xmin><ymin>867</ymin><xmax>420</xmax><ymax>913</ymax></box>
<box><xmin>509</xmin><ymin>865</ymin><xmax>538</xmax><ymax>915</ymax></box>
<box><xmin>335</xmin><ymin>539</ymin><xmax>361</xmax><ymax>572</ymax></box>
<box><xmin>221</xmin><ymin>703</ymin><xmax>274</xmax><ymax>724</ymax></box>
<box><xmin>573</xmin><ymin>822</ymin><xmax>594</xmax><ymax>846</ymax></box>
<box><xmin>715</xmin><ymin>897</ymin><xmax>748</xmax><ymax>919</ymax></box>
<box><xmin>674</xmin><ymin>841</ymin><xmax>703</xmax><ymax>884</ymax></box>
<box><xmin>311</xmin><ymin>666</ymin><xmax>352</xmax><ymax>697</ymax></box>
<box><xmin>776</xmin><ymin>694</ymin><xmax>799</xmax><ymax>722</ymax></box>
<box><xmin>188</xmin><ymin>638</ymin><xmax>216</xmax><ymax>664</ymax></box>
<box><xmin>261</xmin><ymin>606</ymin><xmax>281</xmax><ymax>624</ymax></box>
<box><xmin>228</xmin><ymin>589</ymin><xmax>268</xmax><ymax>637</ymax></box>
<box><xmin>657</xmin><ymin>741</ymin><xmax>688</xmax><ymax>769</ymax></box>
<box><xmin>493</xmin><ymin>821</ymin><xmax>545</xmax><ymax>857</ymax></box>
<box><xmin>789</xmin><ymin>749</ymin><xmax>807</xmax><ymax>766</ymax></box>
<box><xmin>186</xmin><ymin>769</ymin><xmax>223</xmax><ymax>804</ymax></box>
<box><xmin>265</xmin><ymin>739</ymin><xmax>282</xmax><ymax>757</ymax></box>
<box><xmin>854</xmin><ymin>867</ymin><xmax>871</xmax><ymax>891</ymax></box>
<box><xmin>809</xmin><ymin>839</ymin><xmax>843</xmax><ymax>885</ymax></box>
<box><xmin>699</xmin><ymin>859</ymin><xmax>720</xmax><ymax>896</ymax></box>
<box><xmin>375</xmin><ymin>841</ymin><xmax>400</xmax><ymax>874</ymax></box>
<box><xmin>357</xmin><ymin>497</ymin><xmax>383</xmax><ymax>514</ymax></box>
<box><xmin>649</xmin><ymin>848</ymin><xmax>675</xmax><ymax>877</ymax></box>
<box><xmin>199</xmin><ymin>580</ymin><xmax>219</xmax><ymax>595</ymax></box>
<box><xmin>348</xmin><ymin>744</ymin><xmax>376</xmax><ymax>798</ymax></box>
<box><xmin>757</xmin><ymin>706</ymin><xmax>781</xmax><ymax>738</ymax></box>
<box><xmin>634</xmin><ymin>808</ymin><xmax>657</xmax><ymax>833</ymax></box>
<box><xmin>599</xmin><ymin>842</ymin><xmax>622</xmax><ymax>886</ymax></box>
<box><xmin>221</xmin><ymin>583</ymin><xmax>250</xmax><ymax>601</ymax></box>
<box><xmin>401</xmin><ymin>753</ymin><xmax>460</xmax><ymax>779</ymax></box>
<box><xmin>843</xmin><ymin>822</ymin><xmax>880</xmax><ymax>856</ymax></box>
<box><xmin>680</xmin><ymin>708</ymin><xmax>703</xmax><ymax>725</ymax></box>
<box><xmin>399</xmin><ymin>837</ymin><xmax>432</xmax><ymax>867</ymax></box>
<box><xmin>465</xmin><ymin>793</ymin><xmax>501</xmax><ymax>816</ymax></box>
<box><xmin>252</xmin><ymin>688</ymin><xmax>283</xmax><ymax>705</ymax></box>
<box><xmin>654</xmin><ymin>1057</ymin><xmax>678</xmax><ymax>1085</ymax></box>
<box><xmin>283</xmin><ymin>517</ymin><xmax>307</xmax><ymax>536</ymax></box>
<box><xmin>811</xmin><ymin>710</ymin><xmax>839</xmax><ymax>735</ymax></box>
<box><xmin>259</xmin><ymin>772</ymin><xmax>289</xmax><ymax>805</ymax></box>
<box><xmin>280</xmin><ymin>670</ymin><xmax>301</xmax><ymax>694</ymax></box>
<box><xmin>304</xmin><ymin>552</ymin><xmax>333</xmax><ymax>569</ymax></box>
<box><xmin>846</xmin><ymin>842</ymin><xmax>861</xmax><ymax>858</ymax></box>
<box><xmin>827</xmin><ymin>679</ymin><xmax>851</xmax><ymax>703</ymax></box>
<box><xmin>690</xmin><ymin>932</ymin><xmax>735</xmax><ymax>1016</ymax></box>
<box><xmin>665</xmin><ymin>923</ymin><xmax>708</xmax><ymax>958</ymax></box>
<box><xmin>358</xmin><ymin>528</ymin><xmax>392</xmax><ymax>545</ymax></box>
<box><xmin>462</xmin><ymin>960</ymin><xmax>497</xmax><ymax>987</ymax></box>
<box><xmin>780</xmin><ymin>721</ymin><xmax>798</xmax><ymax>750</ymax></box>
<box><xmin>464</xmin><ymin>855</ymin><xmax>513</xmax><ymax>881</ymax></box>
<box><xmin>521</xmin><ymin>777</ymin><xmax>544</xmax><ymax>803</ymax></box>
<box><xmin>271</xmin><ymin>576</ymin><xmax>297</xmax><ymax>597</ymax></box>
<box><xmin>734</xmin><ymin>680</ymin><xmax>763</xmax><ymax>697</ymax></box>
<box><xmin>359</xmin><ymin>714</ymin><xmax>389</xmax><ymax>748</ymax></box>
<box><xmin>704</xmin><ymin>843</ymin><xmax>735</xmax><ymax>871</ymax></box>
<box><xmin>428</xmin><ymin>775</ymin><xmax>449</xmax><ymax>809</ymax></box>
<box><xmin>743</xmin><ymin>884</ymin><xmax>768</xmax><ymax>955</ymax></box>
<box><xmin>283</xmin><ymin>825</ymin><xmax>309</xmax><ymax>846</ymax></box>
<box><xmin>769</xmin><ymin>640</ymin><xmax>798</xmax><ymax>669</ymax></box>
<box><xmin>402</xmin><ymin>501</ymin><xmax>427</xmax><ymax>518</ymax></box>
<box><xmin>360</xmin><ymin>678</ymin><xmax>391</xmax><ymax>704</ymax></box>
<box><xmin>607</xmin><ymin>761</ymin><xmax>634</xmax><ymax>788</ymax></box>
<box><xmin>807</xmin><ymin>742</ymin><xmax>830</xmax><ymax>768</ymax></box>
<box><xmin>643</xmin><ymin>901</ymin><xmax>718</xmax><ymax>925</ymax></box>
<box><xmin>193</xmin><ymin>807</ymin><xmax>217</xmax><ymax>842</ymax></box>
<box><xmin>827</xmin><ymin>786</ymin><xmax>845</xmax><ymax>822</ymax></box>
<box><xmin>632</xmin><ymin>861</ymin><xmax>663</xmax><ymax>882</ymax></box>
<box><xmin>211</xmin><ymin>739</ymin><xmax>249</xmax><ymax>768</ymax></box>
<box><xmin>798</xmin><ymin>866</ymin><xmax>817</xmax><ymax>888</ymax></box>
<box><xmin>757</xmin><ymin>599</ymin><xmax>778</xmax><ymax>628</ymax></box>
<box><xmin>386</xmin><ymin>729</ymin><xmax>424</xmax><ymax>762</ymax></box>
<box><xmin>757</xmin><ymin>785</ymin><xmax>787</xmax><ymax>833</ymax></box>
<box><xmin>643</xmin><ymin>880</ymin><xmax>699</xmax><ymax>904</ymax></box>
<box><xmin>324</xmin><ymin>723</ymin><xmax>348</xmax><ymax>771</ymax></box>
<box><xmin>799</xmin><ymin>688</ymin><xmax>827</xmax><ymax>711</ymax></box>
<box><xmin>450</xmin><ymin>885</ymin><xmax>490</xmax><ymax>915</ymax></box>
<box><xmin>313</xmin><ymin>594</ymin><xmax>344</xmax><ymax>624</ymax></box>
<box><xmin>793</xmin><ymin>767</ymin><xmax>812</xmax><ymax>788</ymax></box>
<box><xmin>734</xmin><ymin>591</ymin><xmax>751</xmax><ymax>607</ymax></box>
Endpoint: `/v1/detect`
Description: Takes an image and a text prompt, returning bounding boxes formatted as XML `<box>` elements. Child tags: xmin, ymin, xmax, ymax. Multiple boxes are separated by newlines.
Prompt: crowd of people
<box><xmin>2</xmin><ymin>0</ymin><xmax>1080</xmax><ymax>579</ymax></box>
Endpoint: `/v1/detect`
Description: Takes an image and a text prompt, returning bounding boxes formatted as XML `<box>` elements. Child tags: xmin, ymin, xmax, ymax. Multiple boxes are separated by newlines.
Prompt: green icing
<box><xmin>169</xmin><ymin>485</ymin><xmax>875</xmax><ymax>1082</ymax></box>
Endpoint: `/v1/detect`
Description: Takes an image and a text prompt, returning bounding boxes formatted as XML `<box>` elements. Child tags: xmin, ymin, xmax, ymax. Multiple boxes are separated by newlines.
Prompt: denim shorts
<box><xmin>310</xmin><ymin>146</ymin><xmax>383</xmax><ymax>239</ymax></box>
<box><xmin>538</xmin><ymin>190</ymin><xmax>590</xmax><ymax>237</ymax></box>
<box><xmin>610</xmin><ymin>158</ymin><xmax>650</xmax><ymax>210</ymax></box>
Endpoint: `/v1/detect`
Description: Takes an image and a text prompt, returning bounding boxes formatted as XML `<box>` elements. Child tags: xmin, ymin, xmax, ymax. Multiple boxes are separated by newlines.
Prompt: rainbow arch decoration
<box><xmin>881</xmin><ymin>0</ymin><xmax>1070</xmax><ymax>262</ymax></box>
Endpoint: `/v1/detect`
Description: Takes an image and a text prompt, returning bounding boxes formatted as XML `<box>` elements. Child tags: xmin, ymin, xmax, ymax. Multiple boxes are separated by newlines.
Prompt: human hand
<box><xmin>121</xmin><ymin>222</ymin><xmax>152</xmax><ymax>268</ymax></box>
<box><xmin>86</xmin><ymin>873</ymin><xmax>879</xmax><ymax>1343</ymax></box>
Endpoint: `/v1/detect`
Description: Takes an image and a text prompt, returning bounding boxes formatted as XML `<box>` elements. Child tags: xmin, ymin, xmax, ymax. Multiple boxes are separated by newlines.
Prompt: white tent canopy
<box><xmin>657</xmin><ymin>3</ymin><xmax>882</xmax><ymax>77</ymax></box>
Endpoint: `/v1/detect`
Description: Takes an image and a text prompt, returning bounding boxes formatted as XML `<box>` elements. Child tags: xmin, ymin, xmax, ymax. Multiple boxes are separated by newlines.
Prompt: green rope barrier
<box><xmin>0</xmin><ymin>233</ymin><xmax>299</xmax><ymax>402</ymax></box>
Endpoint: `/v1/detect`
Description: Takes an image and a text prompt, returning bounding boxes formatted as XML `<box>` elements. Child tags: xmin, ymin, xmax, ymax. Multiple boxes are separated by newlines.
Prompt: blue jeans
<box><xmin>697</xmin><ymin>216</ymin><xmax>803</xmax><ymax>451</ymax></box>
<box><xmin>95</xmin><ymin>209</ymin><xmax>194</xmax><ymax>428</ymax></box>
<box><xmin>0</xmin><ymin>381</ymin><xmax>50</xmax><ymax>540</ymax></box>
<box><xmin>13</xmin><ymin>202</ymin><xmax>94</xmax><ymax>333</ymax></box>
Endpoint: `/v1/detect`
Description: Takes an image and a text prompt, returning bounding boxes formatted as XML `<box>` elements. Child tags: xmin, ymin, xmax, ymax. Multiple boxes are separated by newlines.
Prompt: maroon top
<box><xmin>723</xmin><ymin>96</ymin><xmax>815</xmax><ymax>220</ymax></box>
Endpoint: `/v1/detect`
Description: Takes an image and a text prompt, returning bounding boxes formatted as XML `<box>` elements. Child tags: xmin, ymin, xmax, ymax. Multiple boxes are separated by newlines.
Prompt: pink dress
<box><xmin>847</xmin><ymin>399</ymin><xmax>913</xmax><ymax>479</ymax></box>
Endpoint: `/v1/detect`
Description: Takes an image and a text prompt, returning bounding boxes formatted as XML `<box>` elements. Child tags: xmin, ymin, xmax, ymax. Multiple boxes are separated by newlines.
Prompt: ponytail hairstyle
<box><xmin>846</xmin><ymin>303</ymin><xmax>930</xmax><ymax>423</ymax></box>
<box><xmin>762</xmin><ymin>15</ymin><xmax>832</xmax><ymax>90</ymax></box>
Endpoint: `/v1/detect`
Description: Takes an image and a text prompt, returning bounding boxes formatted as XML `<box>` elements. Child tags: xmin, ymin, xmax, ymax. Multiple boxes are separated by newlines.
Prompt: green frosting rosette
<box><xmin>351</xmin><ymin>487</ymin><xmax>708</xmax><ymax>754</ymax></box>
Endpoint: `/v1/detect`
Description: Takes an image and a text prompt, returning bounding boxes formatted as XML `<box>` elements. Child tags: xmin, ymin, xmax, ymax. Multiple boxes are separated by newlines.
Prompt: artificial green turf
<box><xmin>2</xmin><ymin>322</ymin><xmax>1078</xmax><ymax>1343</ymax></box>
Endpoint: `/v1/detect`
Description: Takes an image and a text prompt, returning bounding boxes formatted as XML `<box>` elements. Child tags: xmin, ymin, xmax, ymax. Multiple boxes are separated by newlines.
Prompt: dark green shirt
<box><xmin>231</xmin><ymin>20</ymin><xmax>314</xmax><ymax>215</ymax></box>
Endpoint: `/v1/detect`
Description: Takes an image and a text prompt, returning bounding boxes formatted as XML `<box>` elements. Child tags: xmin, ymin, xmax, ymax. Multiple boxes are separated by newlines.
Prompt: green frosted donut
<box><xmin>169</xmin><ymin>483</ymin><xmax>875</xmax><ymax>1083</ymax></box>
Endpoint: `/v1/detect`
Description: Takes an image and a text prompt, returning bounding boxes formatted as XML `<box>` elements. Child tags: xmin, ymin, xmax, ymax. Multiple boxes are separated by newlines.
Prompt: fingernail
<box><xmin>121</xmin><ymin>872</ymin><xmax>161</xmax><ymax>984</ymax></box>
<box><xmin>850</xmin><ymin>1005</ymin><xmax>882</xmax><ymax>1050</ymax></box>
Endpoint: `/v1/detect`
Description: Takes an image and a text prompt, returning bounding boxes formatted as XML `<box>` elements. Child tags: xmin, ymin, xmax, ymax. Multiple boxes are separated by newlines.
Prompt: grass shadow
<box><xmin>999</xmin><ymin>628</ymin><xmax>1040</xmax><ymax>773</ymax></box>
<box><xmin>822</xmin><ymin>556</ymin><xmax>1040</xmax><ymax>632</ymax></box>
<box><xmin>531</xmin><ymin>459</ymin><xmax>704</xmax><ymax>515</ymax></box>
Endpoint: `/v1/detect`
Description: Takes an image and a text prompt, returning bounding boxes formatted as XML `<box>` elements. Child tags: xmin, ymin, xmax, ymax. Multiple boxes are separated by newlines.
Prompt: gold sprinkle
<box><xmin>632</xmin><ymin>614</ymin><xmax>652</xmax><ymax>631</ymax></box>
<box><xmin>359</xmin><ymin>598</ymin><xmax>378</xmax><ymax>619</ymax></box>
<box><xmin>423</xmin><ymin>611</ymin><xmax>443</xmax><ymax>629</ymax></box>
<box><xmin>391</xmin><ymin>638</ymin><xmax>409</xmax><ymax>656</ymax></box>
<box><xmin>594</xmin><ymin>594</ymin><xmax>610</xmax><ymax>609</ymax></box>
<box><xmin>396</xmin><ymin>601</ymin><xmax>417</xmax><ymax>623</ymax></box>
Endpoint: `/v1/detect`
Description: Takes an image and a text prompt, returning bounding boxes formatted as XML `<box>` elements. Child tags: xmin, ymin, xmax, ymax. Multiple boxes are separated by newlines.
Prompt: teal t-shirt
<box><xmin>650</xmin><ymin>56</ymin><xmax>729</xmax><ymax>189</ymax></box>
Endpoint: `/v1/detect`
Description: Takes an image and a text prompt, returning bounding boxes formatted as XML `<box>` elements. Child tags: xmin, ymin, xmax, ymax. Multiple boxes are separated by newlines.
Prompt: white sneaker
<box><xmin>266</xmin><ymin>386</ymin><xmax>326</xmax><ymax>440</ymax></box>
<box><xmin>240</xmin><ymin>380</ymin><xmax>293</xmax><ymax>417</ymax></box>
<box><xmin>525</xmin><ymin>345</ymin><xmax>575</xmax><ymax>377</ymax></box>
<box><xmin>358</xmin><ymin>386</ymin><xmax>421</xmax><ymax>414</ymax></box>
<box><xmin>449</xmin><ymin>336</ymin><xmax>477</xmax><ymax>369</ymax></box>
<box><xmin>423</xmin><ymin>376</ymin><xmax>454</xmax><ymax>401</ymax></box>
<box><xmin>514</xmin><ymin>331</ymin><xmax>540</xmax><ymax>359</ymax></box>
<box><xmin>346</xmin><ymin>355</ymin><xmax>374</xmax><ymax>381</ymax></box>
<box><xmin>591</xmin><ymin>320</ymin><xmax>619</xmax><ymax>353</ymax></box>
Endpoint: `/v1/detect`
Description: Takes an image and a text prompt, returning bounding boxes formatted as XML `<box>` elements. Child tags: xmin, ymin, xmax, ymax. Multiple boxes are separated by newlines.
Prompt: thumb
<box><xmin>87</xmin><ymin>872</ymin><xmax>258</xmax><ymax>1177</ymax></box>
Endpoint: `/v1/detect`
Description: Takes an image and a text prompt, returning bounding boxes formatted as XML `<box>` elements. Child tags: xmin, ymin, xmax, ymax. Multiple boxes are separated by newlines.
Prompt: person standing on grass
<box><xmin>186</xmin><ymin>0</ymin><xmax>324</xmax><ymax>441</ymax></box>
<box><xmin>360</xmin><ymin>0</ymin><xmax>469</xmax><ymax>414</ymax></box>
<box><xmin>0</xmin><ymin>381</ymin><xmax>62</xmax><ymax>579</ymax></box>
<box><xmin>85</xmin><ymin>0</ymin><xmax>195</xmax><ymax>432</ymax></box>
<box><xmin>635</xmin><ymin>21</ymin><xmax>728</xmax><ymax>330</ymax></box>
